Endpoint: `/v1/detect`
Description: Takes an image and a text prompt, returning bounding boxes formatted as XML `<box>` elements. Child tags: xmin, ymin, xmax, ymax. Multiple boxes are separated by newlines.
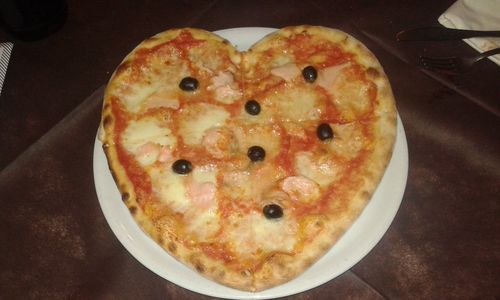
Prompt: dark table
<box><xmin>1</xmin><ymin>0</ymin><xmax>499</xmax><ymax>299</ymax></box>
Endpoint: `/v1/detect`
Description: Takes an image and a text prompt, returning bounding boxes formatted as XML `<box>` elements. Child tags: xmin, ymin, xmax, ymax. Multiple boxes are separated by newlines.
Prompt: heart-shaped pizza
<box><xmin>99</xmin><ymin>25</ymin><xmax>397</xmax><ymax>291</ymax></box>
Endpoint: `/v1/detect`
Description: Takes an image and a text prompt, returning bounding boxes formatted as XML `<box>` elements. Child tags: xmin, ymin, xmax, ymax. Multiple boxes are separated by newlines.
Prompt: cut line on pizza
<box><xmin>99</xmin><ymin>25</ymin><xmax>397</xmax><ymax>292</ymax></box>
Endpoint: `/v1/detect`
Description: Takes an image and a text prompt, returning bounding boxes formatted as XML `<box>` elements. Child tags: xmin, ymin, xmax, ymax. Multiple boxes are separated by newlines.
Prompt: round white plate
<box><xmin>93</xmin><ymin>27</ymin><xmax>409</xmax><ymax>299</ymax></box>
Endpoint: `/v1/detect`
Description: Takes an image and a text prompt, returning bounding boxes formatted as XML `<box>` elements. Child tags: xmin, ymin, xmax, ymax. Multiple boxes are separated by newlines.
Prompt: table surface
<box><xmin>1</xmin><ymin>0</ymin><xmax>499</xmax><ymax>299</ymax></box>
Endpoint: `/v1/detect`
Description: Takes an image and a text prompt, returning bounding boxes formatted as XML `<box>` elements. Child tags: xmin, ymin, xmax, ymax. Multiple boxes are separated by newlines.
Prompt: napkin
<box><xmin>438</xmin><ymin>0</ymin><xmax>500</xmax><ymax>66</ymax></box>
<box><xmin>0</xmin><ymin>42</ymin><xmax>13</xmax><ymax>95</ymax></box>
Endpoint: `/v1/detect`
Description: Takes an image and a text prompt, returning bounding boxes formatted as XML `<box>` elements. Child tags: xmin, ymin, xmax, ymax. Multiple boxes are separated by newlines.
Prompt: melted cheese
<box><xmin>192</xmin><ymin>164</ymin><xmax>217</xmax><ymax>184</ymax></box>
<box><xmin>179</xmin><ymin>104</ymin><xmax>230</xmax><ymax>145</ymax></box>
<box><xmin>185</xmin><ymin>207</ymin><xmax>220</xmax><ymax>239</ymax></box>
<box><xmin>264</xmin><ymin>86</ymin><xmax>323</xmax><ymax>122</ymax></box>
<box><xmin>143</xmin><ymin>87</ymin><xmax>180</xmax><ymax>110</ymax></box>
<box><xmin>294</xmin><ymin>151</ymin><xmax>340</xmax><ymax>187</ymax></box>
<box><xmin>116</xmin><ymin>63</ymin><xmax>189</xmax><ymax>113</ymax></box>
<box><xmin>119</xmin><ymin>83</ymin><xmax>159</xmax><ymax>113</ymax></box>
<box><xmin>334</xmin><ymin>78</ymin><xmax>372</xmax><ymax>120</ymax></box>
<box><xmin>329</xmin><ymin>122</ymin><xmax>365</xmax><ymax>159</ymax></box>
<box><xmin>121</xmin><ymin>118</ymin><xmax>177</xmax><ymax>165</ymax></box>
<box><xmin>222</xmin><ymin>170</ymin><xmax>253</xmax><ymax>200</ymax></box>
<box><xmin>226</xmin><ymin>212</ymin><xmax>297</xmax><ymax>256</ymax></box>
<box><xmin>153</xmin><ymin>165</ymin><xmax>220</xmax><ymax>239</ymax></box>
<box><xmin>232</xmin><ymin>124</ymin><xmax>282</xmax><ymax>160</ymax></box>
<box><xmin>189</xmin><ymin>44</ymin><xmax>224</xmax><ymax>73</ymax></box>
<box><xmin>153</xmin><ymin>168</ymin><xmax>190</xmax><ymax>213</ymax></box>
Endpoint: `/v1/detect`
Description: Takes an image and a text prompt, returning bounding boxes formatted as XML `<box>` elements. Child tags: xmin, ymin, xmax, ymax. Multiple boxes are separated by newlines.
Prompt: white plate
<box><xmin>93</xmin><ymin>27</ymin><xmax>409</xmax><ymax>299</ymax></box>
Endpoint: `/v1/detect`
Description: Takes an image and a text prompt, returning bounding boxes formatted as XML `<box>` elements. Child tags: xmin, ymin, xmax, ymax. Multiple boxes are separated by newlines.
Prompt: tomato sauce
<box><xmin>111</xmin><ymin>98</ymin><xmax>152</xmax><ymax>203</ymax></box>
<box><xmin>287</xmin><ymin>33</ymin><xmax>353</xmax><ymax>66</ymax></box>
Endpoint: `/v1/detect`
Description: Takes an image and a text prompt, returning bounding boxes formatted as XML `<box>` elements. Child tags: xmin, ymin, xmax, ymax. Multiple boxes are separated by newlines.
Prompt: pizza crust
<box><xmin>100</xmin><ymin>26</ymin><xmax>397</xmax><ymax>292</ymax></box>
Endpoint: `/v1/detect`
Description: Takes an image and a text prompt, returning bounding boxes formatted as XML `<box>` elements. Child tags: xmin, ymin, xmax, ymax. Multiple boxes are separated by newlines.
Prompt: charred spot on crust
<box><xmin>240</xmin><ymin>269</ymin><xmax>251</xmax><ymax>277</ymax></box>
<box><xmin>144</xmin><ymin>36</ymin><xmax>159</xmax><ymax>43</ymax></box>
<box><xmin>194</xmin><ymin>261</ymin><xmax>205</xmax><ymax>273</ymax></box>
<box><xmin>128</xmin><ymin>205</ymin><xmax>136</xmax><ymax>215</ymax></box>
<box><xmin>102</xmin><ymin>115</ymin><xmax>113</xmax><ymax>128</ymax></box>
<box><xmin>222</xmin><ymin>39</ymin><xmax>230</xmax><ymax>45</ymax></box>
<box><xmin>320</xmin><ymin>242</ymin><xmax>331</xmax><ymax>251</ymax></box>
<box><xmin>303</xmin><ymin>257</ymin><xmax>315</xmax><ymax>267</ymax></box>
<box><xmin>217</xmin><ymin>270</ymin><xmax>225</xmax><ymax>279</ymax></box>
<box><xmin>167</xmin><ymin>242</ymin><xmax>177</xmax><ymax>253</ymax></box>
<box><xmin>109</xmin><ymin>169</ymin><xmax>118</xmax><ymax>184</ymax></box>
<box><xmin>315</xmin><ymin>220</ymin><xmax>324</xmax><ymax>227</ymax></box>
<box><xmin>122</xmin><ymin>192</ymin><xmax>130</xmax><ymax>201</ymax></box>
<box><xmin>361</xmin><ymin>190</ymin><xmax>371</xmax><ymax>201</ymax></box>
<box><xmin>366</xmin><ymin>67</ymin><xmax>380</xmax><ymax>79</ymax></box>
<box><xmin>115</xmin><ymin>60</ymin><xmax>131</xmax><ymax>77</ymax></box>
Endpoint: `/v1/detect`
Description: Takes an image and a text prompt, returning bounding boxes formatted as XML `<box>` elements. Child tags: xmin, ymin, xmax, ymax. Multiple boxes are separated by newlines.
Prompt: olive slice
<box><xmin>317</xmin><ymin>123</ymin><xmax>334</xmax><ymax>141</ymax></box>
<box><xmin>302</xmin><ymin>66</ymin><xmax>317</xmax><ymax>83</ymax></box>
<box><xmin>245</xmin><ymin>100</ymin><xmax>261</xmax><ymax>115</ymax></box>
<box><xmin>179</xmin><ymin>77</ymin><xmax>198</xmax><ymax>91</ymax></box>
<box><xmin>172</xmin><ymin>159</ymin><xmax>193</xmax><ymax>174</ymax></box>
<box><xmin>263</xmin><ymin>204</ymin><xmax>283</xmax><ymax>219</ymax></box>
<box><xmin>247</xmin><ymin>146</ymin><xmax>265</xmax><ymax>162</ymax></box>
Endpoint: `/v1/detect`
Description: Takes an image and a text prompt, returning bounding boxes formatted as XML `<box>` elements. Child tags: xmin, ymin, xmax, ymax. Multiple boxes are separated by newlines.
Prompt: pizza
<box><xmin>99</xmin><ymin>25</ymin><xmax>397</xmax><ymax>292</ymax></box>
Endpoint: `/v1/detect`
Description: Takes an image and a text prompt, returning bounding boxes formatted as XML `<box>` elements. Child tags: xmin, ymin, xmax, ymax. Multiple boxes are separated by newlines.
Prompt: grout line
<box><xmin>349</xmin><ymin>270</ymin><xmax>389</xmax><ymax>299</ymax></box>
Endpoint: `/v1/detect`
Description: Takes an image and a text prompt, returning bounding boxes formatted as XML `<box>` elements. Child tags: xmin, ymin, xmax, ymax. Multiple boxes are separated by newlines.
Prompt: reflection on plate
<box><xmin>93</xmin><ymin>27</ymin><xmax>409</xmax><ymax>299</ymax></box>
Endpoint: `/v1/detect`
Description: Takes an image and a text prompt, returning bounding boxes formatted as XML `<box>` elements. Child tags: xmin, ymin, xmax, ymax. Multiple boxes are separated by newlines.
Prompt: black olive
<box><xmin>172</xmin><ymin>159</ymin><xmax>193</xmax><ymax>174</ymax></box>
<box><xmin>247</xmin><ymin>145</ymin><xmax>266</xmax><ymax>162</ymax></box>
<box><xmin>302</xmin><ymin>66</ymin><xmax>318</xmax><ymax>83</ymax></box>
<box><xmin>317</xmin><ymin>123</ymin><xmax>334</xmax><ymax>141</ymax></box>
<box><xmin>179</xmin><ymin>77</ymin><xmax>198</xmax><ymax>91</ymax></box>
<box><xmin>245</xmin><ymin>100</ymin><xmax>261</xmax><ymax>115</ymax></box>
<box><xmin>263</xmin><ymin>204</ymin><xmax>283</xmax><ymax>219</ymax></box>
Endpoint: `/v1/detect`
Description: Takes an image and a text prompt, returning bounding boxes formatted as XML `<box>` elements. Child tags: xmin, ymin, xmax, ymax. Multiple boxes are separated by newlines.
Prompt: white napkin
<box><xmin>0</xmin><ymin>42</ymin><xmax>13</xmax><ymax>96</ymax></box>
<box><xmin>438</xmin><ymin>0</ymin><xmax>500</xmax><ymax>65</ymax></box>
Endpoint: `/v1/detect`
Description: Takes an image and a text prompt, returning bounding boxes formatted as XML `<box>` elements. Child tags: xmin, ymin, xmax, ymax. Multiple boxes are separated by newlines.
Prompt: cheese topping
<box><xmin>154</xmin><ymin>168</ymin><xmax>190</xmax><ymax>212</ymax></box>
<box><xmin>334</xmin><ymin>77</ymin><xmax>372</xmax><ymax>120</ymax></box>
<box><xmin>264</xmin><ymin>86</ymin><xmax>323</xmax><ymax>122</ymax></box>
<box><xmin>116</xmin><ymin>63</ymin><xmax>189</xmax><ymax>113</ymax></box>
<box><xmin>143</xmin><ymin>87</ymin><xmax>180</xmax><ymax>111</ymax></box>
<box><xmin>226</xmin><ymin>212</ymin><xmax>297</xmax><ymax>256</ymax></box>
<box><xmin>121</xmin><ymin>118</ymin><xmax>177</xmax><ymax>166</ymax></box>
<box><xmin>329</xmin><ymin>122</ymin><xmax>365</xmax><ymax>159</ymax></box>
<box><xmin>294</xmin><ymin>151</ymin><xmax>340</xmax><ymax>187</ymax></box>
<box><xmin>232</xmin><ymin>124</ymin><xmax>282</xmax><ymax>161</ymax></box>
<box><xmin>179</xmin><ymin>104</ymin><xmax>230</xmax><ymax>145</ymax></box>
